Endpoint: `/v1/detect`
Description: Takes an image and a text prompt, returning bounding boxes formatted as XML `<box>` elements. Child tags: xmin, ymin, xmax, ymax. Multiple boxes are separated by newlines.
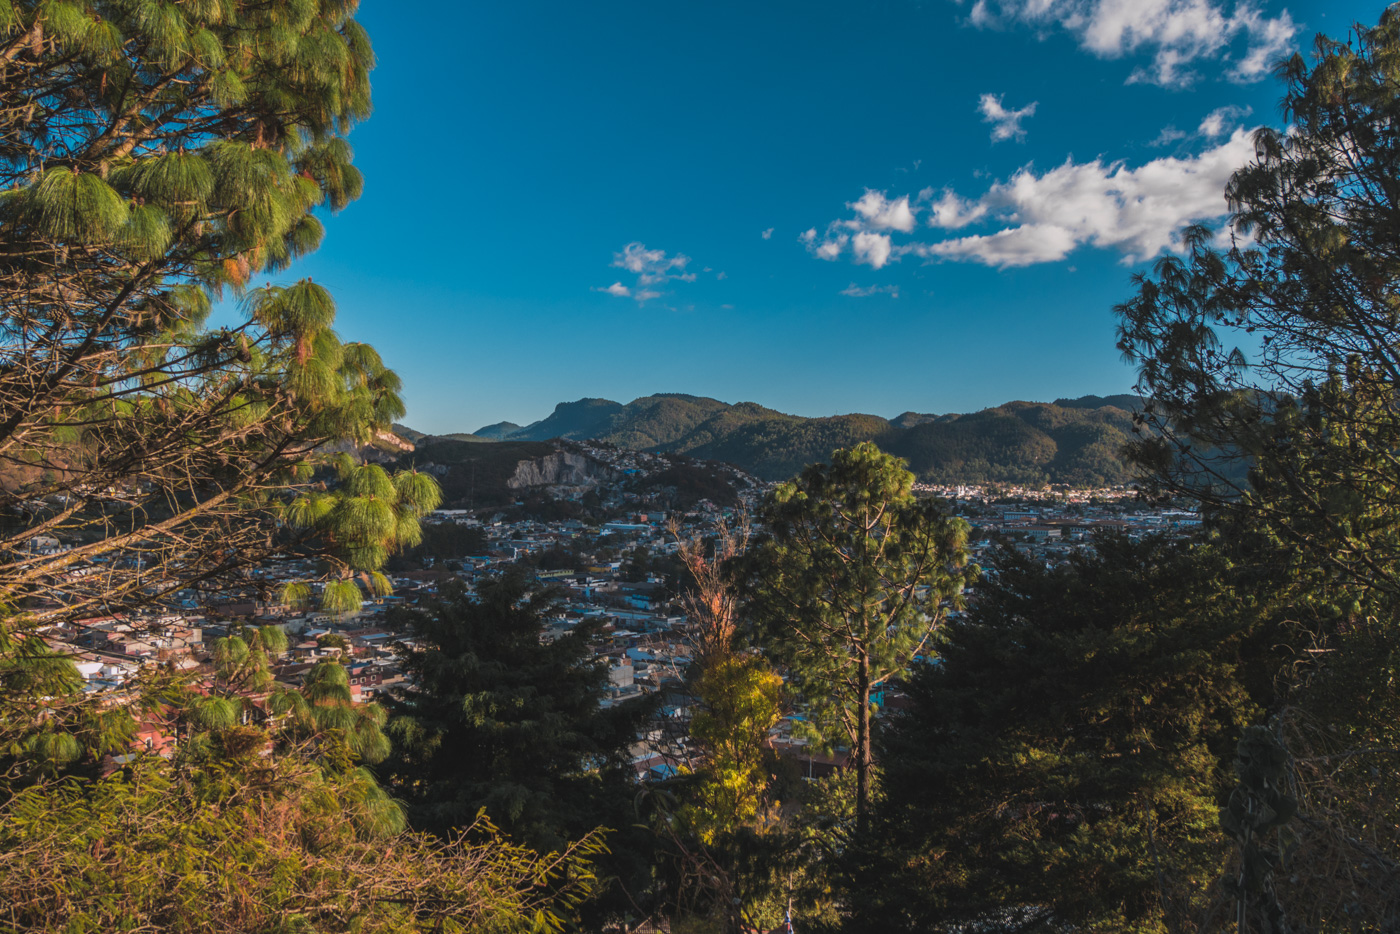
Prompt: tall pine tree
<box><xmin>857</xmin><ymin>534</ymin><xmax>1266</xmax><ymax>933</ymax></box>
<box><xmin>380</xmin><ymin>571</ymin><xmax>647</xmax><ymax>853</ymax></box>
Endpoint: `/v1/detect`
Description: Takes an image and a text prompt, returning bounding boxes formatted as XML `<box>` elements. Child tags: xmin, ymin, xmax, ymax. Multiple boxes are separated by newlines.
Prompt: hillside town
<box><xmin>18</xmin><ymin>443</ymin><xmax>1200</xmax><ymax>783</ymax></box>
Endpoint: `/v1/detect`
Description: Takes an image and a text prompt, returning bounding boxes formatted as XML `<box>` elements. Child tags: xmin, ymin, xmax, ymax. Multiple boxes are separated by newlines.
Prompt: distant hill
<box><xmin>1051</xmin><ymin>393</ymin><xmax>1143</xmax><ymax>411</ymax></box>
<box><xmin>474</xmin><ymin>421</ymin><xmax>523</xmax><ymax>440</ymax></box>
<box><xmin>404</xmin><ymin>392</ymin><xmax>1146</xmax><ymax>487</ymax></box>
<box><xmin>391</xmin><ymin>423</ymin><xmax>429</xmax><ymax>444</ymax></box>
<box><xmin>665</xmin><ymin>405</ymin><xmax>893</xmax><ymax>481</ymax></box>
<box><xmin>490</xmin><ymin>394</ymin><xmax>733</xmax><ymax>448</ymax></box>
<box><xmin>391</xmin><ymin>423</ymin><xmax>491</xmax><ymax>444</ymax></box>
<box><xmin>882</xmin><ymin>400</ymin><xmax>1138</xmax><ymax>487</ymax></box>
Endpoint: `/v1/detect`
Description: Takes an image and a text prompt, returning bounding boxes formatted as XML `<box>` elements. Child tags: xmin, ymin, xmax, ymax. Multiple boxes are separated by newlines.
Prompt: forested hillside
<box><xmin>449</xmin><ymin>393</ymin><xmax>1142</xmax><ymax>485</ymax></box>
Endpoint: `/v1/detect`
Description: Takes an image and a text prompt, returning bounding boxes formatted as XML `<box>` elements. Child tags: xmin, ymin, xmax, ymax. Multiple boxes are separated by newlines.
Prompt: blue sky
<box><xmin>287</xmin><ymin>0</ymin><xmax>1384</xmax><ymax>434</ymax></box>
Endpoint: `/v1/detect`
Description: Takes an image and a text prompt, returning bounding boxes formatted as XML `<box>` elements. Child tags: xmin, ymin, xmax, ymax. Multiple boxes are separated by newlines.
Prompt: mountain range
<box><xmin>398</xmin><ymin>392</ymin><xmax>1145</xmax><ymax>487</ymax></box>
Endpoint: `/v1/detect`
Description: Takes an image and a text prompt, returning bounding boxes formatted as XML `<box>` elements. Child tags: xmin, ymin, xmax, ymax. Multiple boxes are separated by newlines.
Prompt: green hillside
<box><xmin>506</xmin><ymin>397</ymin><xmax>625</xmax><ymax>441</ymax></box>
<box><xmin>393</xmin><ymin>424</ymin><xmax>492</xmax><ymax>445</ymax></box>
<box><xmin>473</xmin><ymin>421</ymin><xmax>523</xmax><ymax>440</ymax></box>
<box><xmin>407</xmin><ymin>392</ymin><xmax>1145</xmax><ymax>487</ymax></box>
<box><xmin>672</xmin><ymin>407</ymin><xmax>893</xmax><ymax>480</ymax></box>
<box><xmin>884</xmin><ymin>401</ymin><xmax>1137</xmax><ymax>487</ymax></box>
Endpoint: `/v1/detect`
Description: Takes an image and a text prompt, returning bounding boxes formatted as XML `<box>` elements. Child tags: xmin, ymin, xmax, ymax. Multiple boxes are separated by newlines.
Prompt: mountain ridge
<box><xmin>405</xmin><ymin>392</ymin><xmax>1146</xmax><ymax>486</ymax></box>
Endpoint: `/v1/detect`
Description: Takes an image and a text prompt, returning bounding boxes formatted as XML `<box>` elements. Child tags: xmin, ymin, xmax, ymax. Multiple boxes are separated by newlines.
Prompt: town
<box><xmin>23</xmin><ymin>440</ymin><xmax>1202</xmax><ymax>783</ymax></box>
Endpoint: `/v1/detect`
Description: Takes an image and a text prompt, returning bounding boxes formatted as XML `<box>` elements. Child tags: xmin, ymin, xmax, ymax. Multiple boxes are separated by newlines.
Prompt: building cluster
<box><xmin>953</xmin><ymin>495</ymin><xmax>1200</xmax><ymax>568</ymax></box>
<box><xmin>20</xmin><ymin>457</ymin><xmax>1199</xmax><ymax>782</ymax></box>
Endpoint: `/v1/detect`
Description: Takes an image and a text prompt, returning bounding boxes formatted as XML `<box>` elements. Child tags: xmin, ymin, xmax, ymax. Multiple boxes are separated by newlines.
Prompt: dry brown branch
<box><xmin>668</xmin><ymin>513</ymin><xmax>749</xmax><ymax>667</ymax></box>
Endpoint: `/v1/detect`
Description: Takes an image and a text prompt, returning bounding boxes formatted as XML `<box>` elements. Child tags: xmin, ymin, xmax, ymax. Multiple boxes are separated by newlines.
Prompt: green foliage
<box><xmin>0</xmin><ymin>616</ymin><xmax>132</xmax><ymax>789</ymax></box>
<box><xmin>0</xmin><ymin>613</ymin><xmax>605</xmax><ymax>931</ymax></box>
<box><xmin>273</xmin><ymin>658</ymin><xmax>395</xmax><ymax>775</ymax></box>
<box><xmin>380</xmin><ymin>572</ymin><xmax>647</xmax><ymax>853</ymax></box>
<box><xmin>681</xmin><ymin>655</ymin><xmax>784</xmax><ymax>845</ymax></box>
<box><xmin>0</xmin><ymin>5</ymin><xmax>605</xmax><ymax>930</ymax></box>
<box><xmin>282</xmin><ymin>458</ymin><xmax>441</xmax><ymax>613</ymax></box>
<box><xmin>0</xmin><ymin>756</ymin><xmax>606</xmax><ymax>933</ymax></box>
<box><xmin>1116</xmin><ymin>8</ymin><xmax>1400</xmax><ymax>601</ymax></box>
<box><xmin>741</xmin><ymin>442</ymin><xmax>974</xmax><ymax>825</ymax></box>
<box><xmin>1112</xmin><ymin>14</ymin><xmax>1400</xmax><ymax>923</ymax></box>
<box><xmin>0</xmin><ymin>0</ymin><xmax>408</xmax><ymax>624</ymax></box>
<box><xmin>859</xmin><ymin>534</ymin><xmax>1263</xmax><ymax>932</ymax></box>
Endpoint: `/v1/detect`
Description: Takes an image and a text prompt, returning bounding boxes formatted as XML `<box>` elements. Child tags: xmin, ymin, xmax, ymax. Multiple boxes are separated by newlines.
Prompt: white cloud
<box><xmin>802</xmin><ymin>227</ymin><xmax>849</xmax><ymax>261</ymax></box>
<box><xmin>840</xmin><ymin>283</ymin><xmax>901</xmax><ymax>298</ymax></box>
<box><xmin>1150</xmin><ymin>125</ymin><xmax>1190</xmax><ymax>147</ymax></box>
<box><xmin>852</xmin><ymin>231</ymin><xmax>893</xmax><ymax>269</ymax></box>
<box><xmin>761</xmin><ymin>227</ymin><xmax>774</xmax><ymax>239</ymax></box>
<box><xmin>936</xmin><ymin>128</ymin><xmax>1255</xmax><ymax>266</ymax></box>
<box><xmin>614</xmin><ymin>242</ymin><xmax>690</xmax><ymax>276</ymax></box>
<box><xmin>956</xmin><ymin>0</ymin><xmax>1297</xmax><ymax>88</ymax></box>
<box><xmin>906</xmin><ymin>224</ymin><xmax>1079</xmax><ymax>267</ymax></box>
<box><xmin>922</xmin><ymin>188</ymin><xmax>990</xmax><ymax>229</ymax></box>
<box><xmin>1198</xmin><ymin>103</ymin><xmax>1252</xmax><ymax>137</ymax></box>
<box><xmin>1150</xmin><ymin>104</ymin><xmax>1251</xmax><ymax>148</ymax></box>
<box><xmin>848</xmin><ymin>190</ymin><xmax>917</xmax><ymax>232</ymax></box>
<box><xmin>603</xmin><ymin>242</ymin><xmax>696</xmax><ymax>303</ymax></box>
<box><xmin>978</xmin><ymin>93</ymin><xmax>1038</xmax><ymax>142</ymax></box>
<box><xmin>806</xmin><ymin>128</ymin><xmax>1257</xmax><ymax>270</ymax></box>
<box><xmin>1230</xmin><ymin>5</ymin><xmax>1296</xmax><ymax>80</ymax></box>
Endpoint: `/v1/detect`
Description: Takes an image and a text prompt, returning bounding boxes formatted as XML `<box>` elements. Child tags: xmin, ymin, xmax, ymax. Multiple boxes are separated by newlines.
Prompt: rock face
<box><xmin>375</xmin><ymin>429</ymin><xmax>415</xmax><ymax>453</ymax></box>
<box><xmin>507</xmin><ymin>451</ymin><xmax>614</xmax><ymax>489</ymax></box>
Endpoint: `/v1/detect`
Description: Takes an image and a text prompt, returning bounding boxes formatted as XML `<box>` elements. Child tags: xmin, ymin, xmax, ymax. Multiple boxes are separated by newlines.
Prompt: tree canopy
<box><xmin>379</xmin><ymin>572</ymin><xmax>646</xmax><ymax>854</ymax></box>
<box><xmin>741</xmin><ymin>442</ymin><xmax>974</xmax><ymax>826</ymax></box>
<box><xmin>859</xmin><ymin>535</ymin><xmax>1265</xmax><ymax>932</ymax></box>
<box><xmin>1117</xmin><ymin>8</ymin><xmax>1400</xmax><ymax>605</ymax></box>
<box><xmin>0</xmin><ymin>0</ymin><xmax>403</xmax><ymax>625</ymax></box>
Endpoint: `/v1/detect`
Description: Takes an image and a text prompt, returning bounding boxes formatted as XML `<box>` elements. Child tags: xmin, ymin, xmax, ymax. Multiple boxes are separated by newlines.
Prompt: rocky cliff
<box><xmin>507</xmin><ymin>450</ymin><xmax>615</xmax><ymax>489</ymax></box>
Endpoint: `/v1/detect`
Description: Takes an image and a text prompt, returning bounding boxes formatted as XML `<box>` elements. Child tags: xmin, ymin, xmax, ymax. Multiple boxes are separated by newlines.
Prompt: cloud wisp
<box><xmin>979</xmin><ymin>93</ymin><xmax>1037</xmax><ymax>142</ymax></box>
<box><xmin>958</xmin><ymin>0</ymin><xmax>1296</xmax><ymax>88</ymax></box>
<box><xmin>840</xmin><ymin>283</ymin><xmax>901</xmax><ymax>298</ymax></box>
<box><xmin>1151</xmin><ymin>103</ymin><xmax>1253</xmax><ymax>147</ymax></box>
<box><xmin>805</xmin><ymin>128</ymin><xmax>1257</xmax><ymax>270</ymax></box>
<box><xmin>597</xmin><ymin>242</ymin><xmax>695</xmax><ymax>303</ymax></box>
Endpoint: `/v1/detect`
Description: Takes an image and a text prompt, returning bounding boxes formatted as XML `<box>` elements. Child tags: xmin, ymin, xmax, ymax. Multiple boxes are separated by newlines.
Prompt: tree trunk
<box><xmin>856</xmin><ymin>647</ymin><xmax>871</xmax><ymax>834</ymax></box>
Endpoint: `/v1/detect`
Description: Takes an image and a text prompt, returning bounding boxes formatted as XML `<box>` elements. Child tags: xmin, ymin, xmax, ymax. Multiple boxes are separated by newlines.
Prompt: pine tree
<box><xmin>740</xmin><ymin>442</ymin><xmax>974</xmax><ymax>829</ymax></box>
<box><xmin>1116</xmin><ymin>8</ymin><xmax>1400</xmax><ymax>606</ymax></box>
<box><xmin>379</xmin><ymin>571</ymin><xmax>646</xmax><ymax>854</ymax></box>
<box><xmin>858</xmin><ymin>534</ymin><xmax>1264</xmax><ymax>932</ymax></box>
<box><xmin>1114</xmin><ymin>12</ymin><xmax>1400</xmax><ymax>922</ymax></box>
<box><xmin>0</xmin><ymin>0</ymin><xmax>404</xmax><ymax>627</ymax></box>
<box><xmin>0</xmin><ymin>0</ymin><xmax>443</xmax><ymax>780</ymax></box>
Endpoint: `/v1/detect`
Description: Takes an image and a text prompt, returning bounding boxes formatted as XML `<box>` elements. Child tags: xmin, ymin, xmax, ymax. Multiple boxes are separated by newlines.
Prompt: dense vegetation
<box><xmin>8</xmin><ymin>3</ymin><xmax>1400</xmax><ymax>933</ymax></box>
<box><xmin>859</xmin><ymin>536</ymin><xmax>1269</xmax><ymax>931</ymax></box>
<box><xmin>379</xmin><ymin>574</ymin><xmax>646</xmax><ymax>851</ymax></box>
<box><xmin>0</xmin><ymin>1</ymin><xmax>601</xmax><ymax>930</ymax></box>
